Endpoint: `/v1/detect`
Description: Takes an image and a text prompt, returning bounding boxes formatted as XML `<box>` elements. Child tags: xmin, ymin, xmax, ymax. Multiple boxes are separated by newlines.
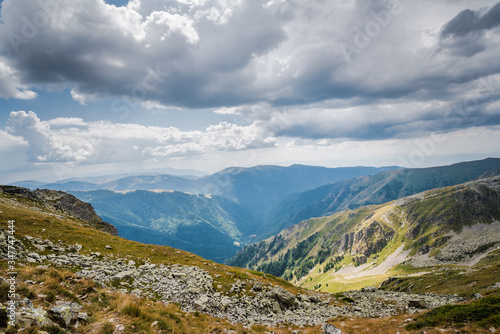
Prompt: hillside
<box><xmin>228</xmin><ymin>176</ymin><xmax>500</xmax><ymax>294</ymax></box>
<box><xmin>69</xmin><ymin>190</ymin><xmax>260</xmax><ymax>262</ymax></box>
<box><xmin>263</xmin><ymin>157</ymin><xmax>500</xmax><ymax>238</ymax></box>
<box><xmin>2</xmin><ymin>186</ymin><xmax>493</xmax><ymax>333</ymax></box>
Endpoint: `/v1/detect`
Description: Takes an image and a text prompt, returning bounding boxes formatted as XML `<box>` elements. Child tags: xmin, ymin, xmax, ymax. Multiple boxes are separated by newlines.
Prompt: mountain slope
<box><xmin>0</xmin><ymin>185</ymin><xmax>117</xmax><ymax>236</ymax></box>
<box><xmin>70</xmin><ymin>190</ymin><xmax>260</xmax><ymax>262</ymax></box>
<box><xmin>263</xmin><ymin>157</ymin><xmax>500</xmax><ymax>238</ymax></box>
<box><xmin>1</xmin><ymin>184</ymin><xmax>481</xmax><ymax>333</ymax></box>
<box><xmin>228</xmin><ymin>176</ymin><xmax>500</xmax><ymax>293</ymax></box>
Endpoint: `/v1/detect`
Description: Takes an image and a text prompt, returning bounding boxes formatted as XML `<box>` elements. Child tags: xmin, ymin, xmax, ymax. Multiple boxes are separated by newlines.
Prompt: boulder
<box><xmin>17</xmin><ymin>307</ymin><xmax>54</xmax><ymax>327</ymax></box>
<box><xmin>171</xmin><ymin>272</ymin><xmax>186</xmax><ymax>279</ymax></box>
<box><xmin>252</xmin><ymin>281</ymin><xmax>262</xmax><ymax>292</ymax></box>
<box><xmin>274</xmin><ymin>287</ymin><xmax>298</xmax><ymax>306</ymax></box>
<box><xmin>49</xmin><ymin>301</ymin><xmax>83</xmax><ymax>327</ymax></box>
<box><xmin>323</xmin><ymin>323</ymin><xmax>342</xmax><ymax>333</ymax></box>
<box><xmin>408</xmin><ymin>300</ymin><xmax>428</xmax><ymax>309</ymax></box>
<box><xmin>471</xmin><ymin>293</ymin><xmax>482</xmax><ymax>300</ymax></box>
<box><xmin>194</xmin><ymin>295</ymin><xmax>210</xmax><ymax>311</ymax></box>
<box><xmin>111</xmin><ymin>270</ymin><xmax>136</xmax><ymax>281</ymax></box>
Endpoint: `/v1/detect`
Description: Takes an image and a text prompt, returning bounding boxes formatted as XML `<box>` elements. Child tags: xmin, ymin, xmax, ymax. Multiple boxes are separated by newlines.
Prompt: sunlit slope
<box><xmin>229</xmin><ymin>176</ymin><xmax>500</xmax><ymax>293</ymax></box>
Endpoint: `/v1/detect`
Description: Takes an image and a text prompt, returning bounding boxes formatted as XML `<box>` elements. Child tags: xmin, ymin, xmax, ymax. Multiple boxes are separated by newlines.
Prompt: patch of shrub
<box><xmin>99</xmin><ymin>322</ymin><xmax>114</xmax><ymax>334</ymax></box>
<box><xmin>46</xmin><ymin>291</ymin><xmax>56</xmax><ymax>303</ymax></box>
<box><xmin>407</xmin><ymin>297</ymin><xmax>500</xmax><ymax>330</ymax></box>
<box><xmin>156</xmin><ymin>318</ymin><xmax>172</xmax><ymax>331</ymax></box>
<box><xmin>121</xmin><ymin>304</ymin><xmax>142</xmax><ymax>317</ymax></box>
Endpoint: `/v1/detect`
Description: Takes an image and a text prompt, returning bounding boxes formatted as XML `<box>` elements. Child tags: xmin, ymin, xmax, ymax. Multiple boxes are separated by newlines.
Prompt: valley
<box><xmin>228</xmin><ymin>175</ymin><xmax>500</xmax><ymax>295</ymax></box>
<box><xmin>13</xmin><ymin>158</ymin><xmax>499</xmax><ymax>264</ymax></box>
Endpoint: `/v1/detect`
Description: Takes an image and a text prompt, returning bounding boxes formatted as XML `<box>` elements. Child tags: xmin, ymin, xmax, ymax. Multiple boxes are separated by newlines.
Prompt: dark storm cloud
<box><xmin>441</xmin><ymin>2</ymin><xmax>500</xmax><ymax>37</ymax></box>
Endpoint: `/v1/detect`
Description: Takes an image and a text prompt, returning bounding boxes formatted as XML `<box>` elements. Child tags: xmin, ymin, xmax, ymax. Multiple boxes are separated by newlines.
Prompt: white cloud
<box><xmin>0</xmin><ymin>129</ymin><xmax>28</xmax><ymax>152</ymax></box>
<box><xmin>5</xmin><ymin>111</ymin><xmax>93</xmax><ymax>162</ymax></box>
<box><xmin>0</xmin><ymin>58</ymin><xmax>37</xmax><ymax>99</ymax></box>
<box><xmin>144</xmin><ymin>11</ymin><xmax>199</xmax><ymax>44</ymax></box>
<box><xmin>3</xmin><ymin>110</ymin><xmax>277</xmax><ymax>165</ymax></box>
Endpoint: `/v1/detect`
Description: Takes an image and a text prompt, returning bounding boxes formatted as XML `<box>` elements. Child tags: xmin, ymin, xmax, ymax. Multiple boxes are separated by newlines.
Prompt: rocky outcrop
<box><xmin>350</xmin><ymin>221</ymin><xmax>395</xmax><ymax>258</ymax></box>
<box><xmin>48</xmin><ymin>301</ymin><xmax>88</xmax><ymax>328</ymax></box>
<box><xmin>0</xmin><ymin>185</ymin><xmax>117</xmax><ymax>236</ymax></box>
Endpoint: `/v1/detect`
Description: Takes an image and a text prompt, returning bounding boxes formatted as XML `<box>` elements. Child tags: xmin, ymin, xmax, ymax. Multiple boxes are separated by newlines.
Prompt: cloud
<box><xmin>441</xmin><ymin>2</ymin><xmax>500</xmax><ymax>37</ymax></box>
<box><xmin>6</xmin><ymin>111</ymin><xmax>93</xmax><ymax>162</ymax></box>
<box><xmin>0</xmin><ymin>58</ymin><xmax>37</xmax><ymax>99</ymax></box>
<box><xmin>3</xmin><ymin>110</ymin><xmax>276</xmax><ymax>165</ymax></box>
<box><xmin>216</xmin><ymin>72</ymin><xmax>500</xmax><ymax>141</ymax></box>
<box><xmin>0</xmin><ymin>0</ymin><xmax>500</xmax><ymax>144</ymax></box>
<box><xmin>144</xmin><ymin>121</ymin><xmax>276</xmax><ymax>157</ymax></box>
<box><xmin>0</xmin><ymin>129</ymin><xmax>28</xmax><ymax>152</ymax></box>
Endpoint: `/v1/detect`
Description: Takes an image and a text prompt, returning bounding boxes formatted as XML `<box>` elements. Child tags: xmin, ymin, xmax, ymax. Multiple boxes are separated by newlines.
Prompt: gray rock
<box><xmin>171</xmin><ymin>272</ymin><xmax>186</xmax><ymax>279</ymax></box>
<box><xmin>471</xmin><ymin>293</ymin><xmax>482</xmax><ymax>299</ymax></box>
<box><xmin>77</xmin><ymin>312</ymin><xmax>89</xmax><ymax>322</ymax></box>
<box><xmin>323</xmin><ymin>323</ymin><xmax>342</xmax><ymax>333</ymax></box>
<box><xmin>111</xmin><ymin>270</ymin><xmax>136</xmax><ymax>281</ymax></box>
<box><xmin>408</xmin><ymin>300</ymin><xmax>428</xmax><ymax>309</ymax></box>
<box><xmin>27</xmin><ymin>252</ymin><xmax>40</xmax><ymax>261</ymax></box>
<box><xmin>194</xmin><ymin>295</ymin><xmax>210</xmax><ymax>310</ymax></box>
<box><xmin>17</xmin><ymin>307</ymin><xmax>54</xmax><ymax>327</ymax></box>
<box><xmin>274</xmin><ymin>287</ymin><xmax>298</xmax><ymax>306</ymax></box>
<box><xmin>252</xmin><ymin>281</ymin><xmax>262</xmax><ymax>292</ymax></box>
<box><xmin>49</xmin><ymin>301</ymin><xmax>83</xmax><ymax>327</ymax></box>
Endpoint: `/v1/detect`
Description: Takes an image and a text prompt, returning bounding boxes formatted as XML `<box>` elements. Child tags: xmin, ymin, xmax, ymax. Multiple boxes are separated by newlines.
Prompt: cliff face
<box><xmin>0</xmin><ymin>185</ymin><xmax>118</xmax><ymax>236</ymax></box>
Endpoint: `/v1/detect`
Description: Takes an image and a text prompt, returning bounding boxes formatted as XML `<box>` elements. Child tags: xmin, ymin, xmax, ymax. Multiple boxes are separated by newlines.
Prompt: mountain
<box><xmin>263</xmin><ymin>157</ymin><xmax>500</xmax><ymax>238</ymax></box>
<box><xmin>0</xmin><ymin>185</ymin><xmax>117</xmax><ymax>236</ymax></box>
<box><xmin>198</xmin><ymin>164</ymin><xmax>400</xmax><ymax>212</ymax></box>
<box><xmin>69</xmin><ymin>189</ymin><xmax>260</xmax><ymax>262</ymax></box>
<box><xmin>17</xmin><ymin>159</ymin><xmax>500</xmax><ymax>263</ymax></box>
<box><xmin>13</xmin><ymin>165</ymin><xmax>399</xmax><ymax>206</ymax></box>
<box><xmin>1</xmin><ymin>183</ymin><xmax>497</xmax><ymax>333</ymax></box>
<box><xmin>227</xmin><ymin>176</ymin><xmax>500</xmax><ymax>294</ymax></box>
<box><xmin>50</xmin><ymin>165</ymin><xmax>400</xmax><ymax>261</ymax></box>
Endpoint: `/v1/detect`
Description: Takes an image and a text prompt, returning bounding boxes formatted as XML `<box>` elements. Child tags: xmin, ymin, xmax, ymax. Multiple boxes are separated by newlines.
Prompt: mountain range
<box><xmin>10</xmin><ymin>158</ymin><xmax>500</xmax><ymax>263</ymax></box>
<box><xmin>14</xmin><ymin>165</ymin><xmax>396</xmax><ymax>261</ymax></box>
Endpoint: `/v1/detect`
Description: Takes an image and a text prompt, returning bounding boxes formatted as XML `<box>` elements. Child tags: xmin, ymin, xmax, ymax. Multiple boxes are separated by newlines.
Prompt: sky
<box><xmin>1</xmin><ymin>0</ymin><xmax>500</xmax><ymax>184</ymax></box>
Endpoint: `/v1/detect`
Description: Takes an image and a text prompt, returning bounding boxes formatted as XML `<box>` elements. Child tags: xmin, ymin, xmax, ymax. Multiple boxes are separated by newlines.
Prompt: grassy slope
<box><xmin>231</xmin><ymin>177</ymin><xmax>500</xmax><ymax>294</ymax></box>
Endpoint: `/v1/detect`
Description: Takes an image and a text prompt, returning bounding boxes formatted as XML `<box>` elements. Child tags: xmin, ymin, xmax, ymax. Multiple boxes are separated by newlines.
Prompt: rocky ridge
<box><xmin>0</xmin><ymin>186</ymin><xmax>117</xmax><ymax>236</ymax></box>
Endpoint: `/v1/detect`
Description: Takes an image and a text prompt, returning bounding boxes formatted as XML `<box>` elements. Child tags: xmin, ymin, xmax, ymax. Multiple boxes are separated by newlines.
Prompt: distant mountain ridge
<box><xmin>262</xmin><ymin>158</ymin><xmax>500</xmax><ymax>238</ymax></box>
<box><xmin>13</xmin><ymin>164</ymin><xmax>399</xmax><ymax>211</ymax></box>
